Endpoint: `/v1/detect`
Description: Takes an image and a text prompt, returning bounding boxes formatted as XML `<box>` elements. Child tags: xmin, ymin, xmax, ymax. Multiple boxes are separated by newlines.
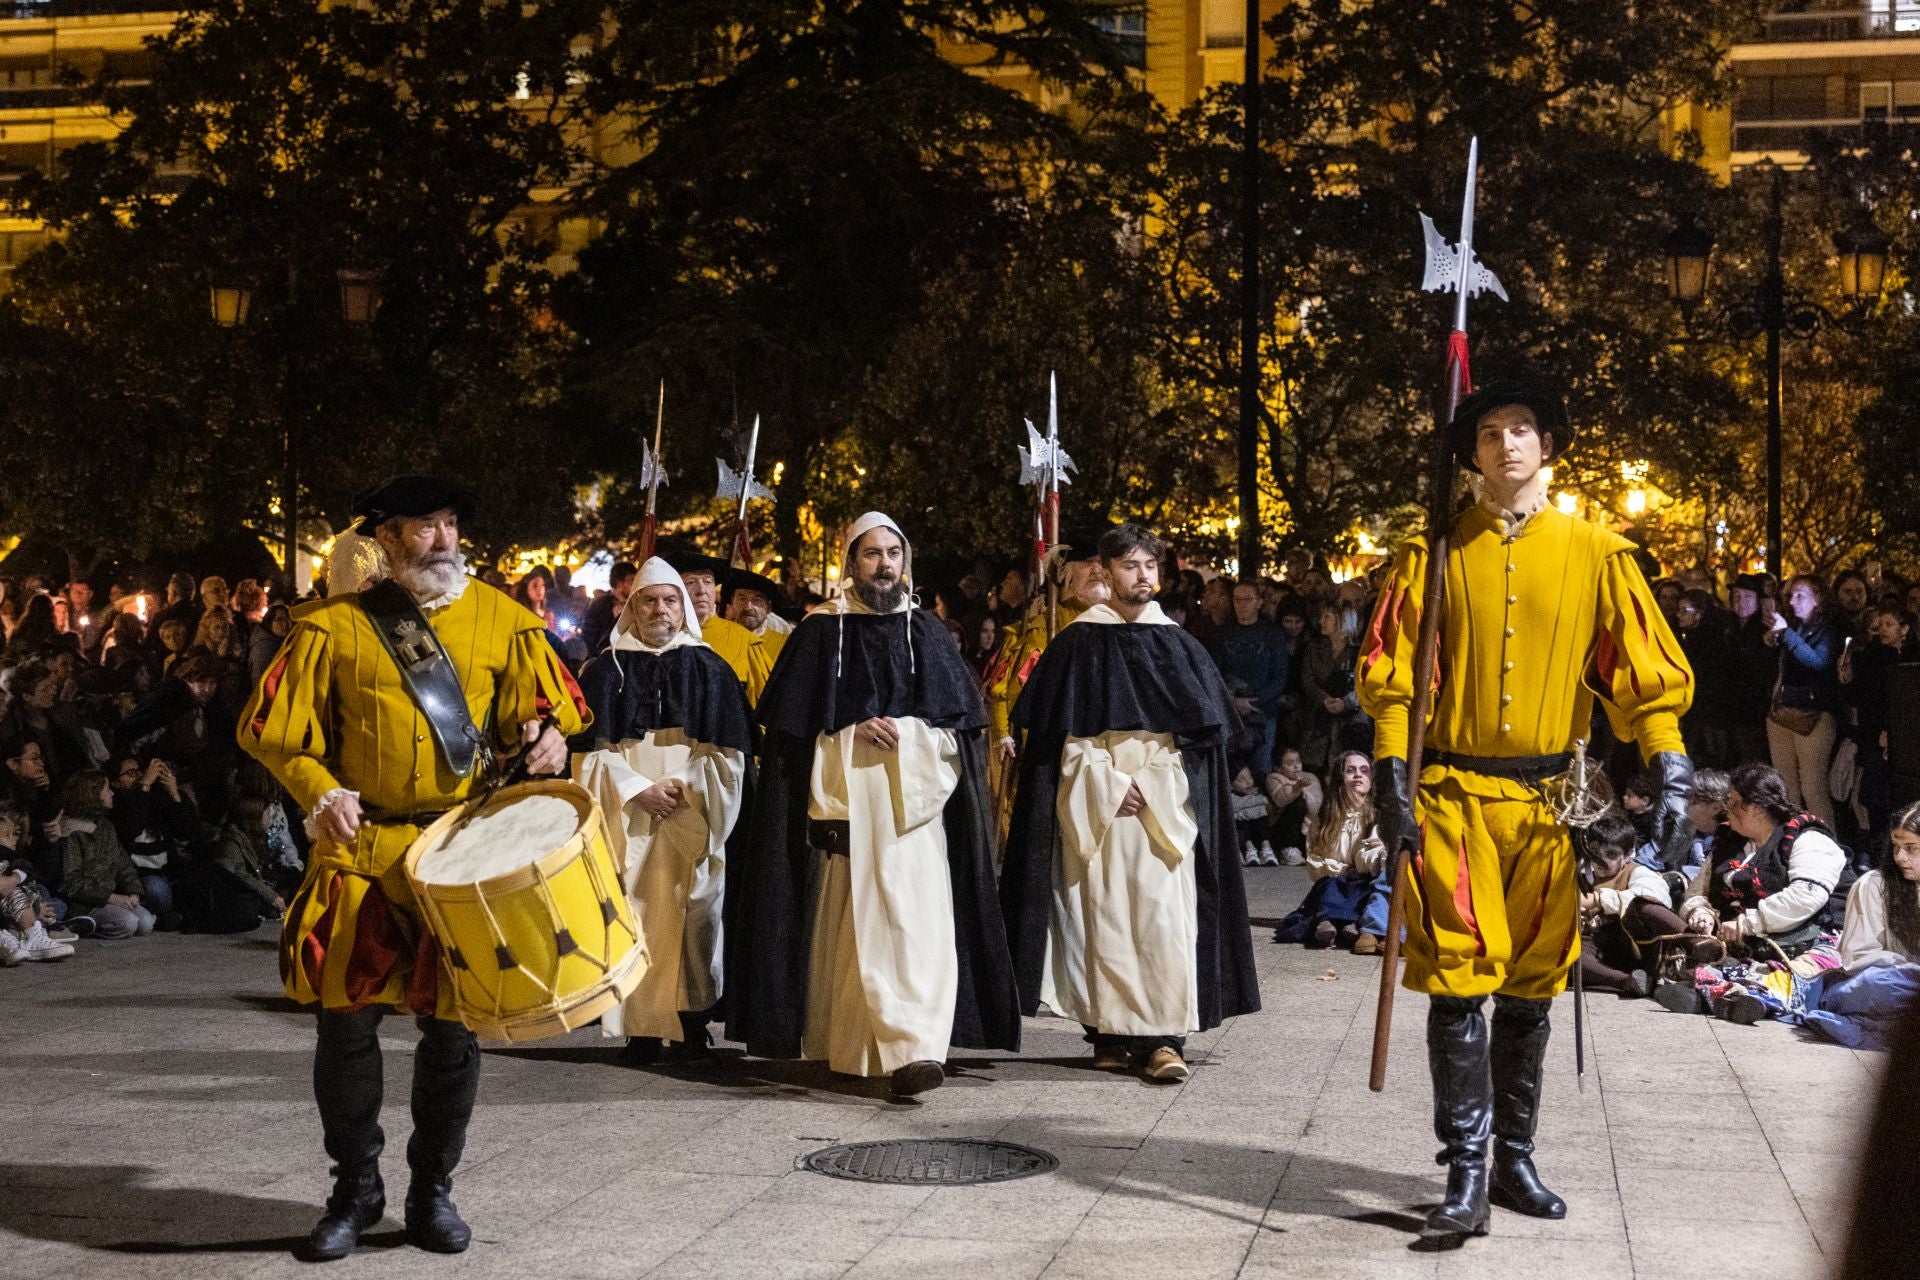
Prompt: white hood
<box><xmin>834</xmin><ymin>510</ymin><xmax>913</xmax><ymax>616</ymax></box>
<box><xmin>613</xmin><ymin>557</ymin><xmax>706</xmax><ymax>653</ymax></box>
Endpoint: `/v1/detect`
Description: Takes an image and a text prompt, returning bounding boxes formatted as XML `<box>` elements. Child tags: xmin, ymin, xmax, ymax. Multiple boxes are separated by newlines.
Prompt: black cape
<box><xmin>573</xmin><ymin>642</ymin><xmax>757</xmax><ymax>1024</ymax></box>
<box><xmin>729</xmin><ymin>605</ymin><xmax>1022</xmax><ymax>1058</ymax></box>
<box><xmin>571</xmin><ymin>643</ymin><xmax>755</xmax><ymax>757</ymax></box>
<box><xmin>1000</xmin><ymin>617</ymin><xmax>1260</xmax><ymax>1030</ymax></box>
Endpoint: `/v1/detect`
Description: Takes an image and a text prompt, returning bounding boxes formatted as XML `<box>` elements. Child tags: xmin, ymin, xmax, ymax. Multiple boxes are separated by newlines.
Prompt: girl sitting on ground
<box><xmin>1791</xmin><ymin>801</ymin><xmax>1920</xmax><ymax>1049</ymax></box>
<box><xmin>1273</xmin><ymin>751</ymin><xmax>1388</xmax><ymax>954</ymax></box>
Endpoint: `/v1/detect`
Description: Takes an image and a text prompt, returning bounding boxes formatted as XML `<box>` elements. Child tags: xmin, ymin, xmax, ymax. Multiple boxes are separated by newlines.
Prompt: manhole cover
<box><xmin>801</xmin><ymin>1138</ymin><xmax>1058</xmax><ymax>1186</ymax></box>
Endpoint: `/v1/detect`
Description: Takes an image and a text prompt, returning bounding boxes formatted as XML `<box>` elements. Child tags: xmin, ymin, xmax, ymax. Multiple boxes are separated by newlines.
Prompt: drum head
<box><xmin>414</xmin><ymin>791</ymin><xmax>583</xmax><ymax>886</ymax></box>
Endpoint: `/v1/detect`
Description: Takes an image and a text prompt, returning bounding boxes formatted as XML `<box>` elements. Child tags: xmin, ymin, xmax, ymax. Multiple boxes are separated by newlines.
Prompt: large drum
<box><xmin>405</xmin><ymin>779</ymin><xmax>644</xmax><ymax>1043</ymax></box>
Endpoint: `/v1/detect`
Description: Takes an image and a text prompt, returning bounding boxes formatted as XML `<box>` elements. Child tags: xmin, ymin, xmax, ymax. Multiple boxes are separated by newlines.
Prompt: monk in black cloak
<box><xmin>569</xmin><ymin>558</ymin><xmax>755</xmax><ymax>1063</ymax></box>
<box><xmin>730</xmin><ymin>512</ymin><xmax>1020</xmax><ymax>1098</ymax></box>
<box><xmin>1000</xmin><ymin>523</ymin><xmax>1259</xmax><ymax>1082</ymax></box>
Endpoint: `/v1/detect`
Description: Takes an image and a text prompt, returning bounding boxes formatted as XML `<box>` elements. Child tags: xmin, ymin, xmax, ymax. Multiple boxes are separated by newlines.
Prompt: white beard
<box><xmin>389</xmin><ymin>548</ymin><xmax>469</xmax><ymax>603</ymax></box>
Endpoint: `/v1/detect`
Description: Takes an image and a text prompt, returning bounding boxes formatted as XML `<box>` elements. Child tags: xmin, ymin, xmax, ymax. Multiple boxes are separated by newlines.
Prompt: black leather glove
<box><xmin>1374</xmin><ymin>756</ymin><xmax>1421</xmax><ymax>861</ymax></box>
<box><xmin>1650</xmin><ymin>750</ymin><xmax>1696</xmax><ymax>872</ymax></box>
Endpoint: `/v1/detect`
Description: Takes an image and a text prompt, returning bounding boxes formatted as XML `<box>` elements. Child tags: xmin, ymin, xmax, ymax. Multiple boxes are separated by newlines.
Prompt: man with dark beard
<box><xmin>240</xmin><ymin>476</ymin><xmax>588</xmax><ymax>1261</ymax></box>
<box><xmin>731</xmin><ymin>512</ymin><xmax>1019</xmax><ymax>1098</ymax></box>
<box><xmin>1000</xmin><ymin>523</ymin><xmax>1259</xmax><ymax>1083</ymax></box>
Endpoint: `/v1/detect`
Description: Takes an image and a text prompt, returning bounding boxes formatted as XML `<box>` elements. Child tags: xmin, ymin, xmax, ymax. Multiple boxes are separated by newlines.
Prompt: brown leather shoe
<box><xmin>890</xmin><ymin>1060</ymin><xmax>946</xmax><ymax>1097</ymax></box>
<box><xmin>1352</xmin><ymin>932</ymin><xmax>1382</xmax><ymax>956</ymax></box>
<box><xmin>1143</xmin><ymin>1047</ymin><xmax>1190</xmax><ymax>1083</ymax></box>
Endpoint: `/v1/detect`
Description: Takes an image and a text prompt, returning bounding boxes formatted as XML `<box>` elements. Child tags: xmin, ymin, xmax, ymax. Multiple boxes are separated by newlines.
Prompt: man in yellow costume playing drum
<box><xmin>240</xmin><ymin>475</ymin><xmax>588</xmax><ymax>1262</ymax></box>
<box><xmin>1359</xmin><ymin>377</ymin><xmax>1696</xmax><ymax>1239</ymax></box>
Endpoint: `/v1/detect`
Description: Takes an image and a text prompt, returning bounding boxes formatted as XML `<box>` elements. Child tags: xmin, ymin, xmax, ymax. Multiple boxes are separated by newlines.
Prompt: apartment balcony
<box><xmin>1732</xmin><ymin>113</ymin><xmax>1920</xmax><ymax>150</ymax></box>
<box><xmin>1753</xmin><ymin>6</ymin><xmax>1920</xmax><ymax>44</ymax></box>
<box><xmin>0</xmin><ymin>0</ymin><xmax>178</xmax><ymax>18</ymax></box>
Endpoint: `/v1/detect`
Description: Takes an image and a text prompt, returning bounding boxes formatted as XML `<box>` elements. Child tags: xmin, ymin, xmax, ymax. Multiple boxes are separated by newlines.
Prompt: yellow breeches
<box><xmin>1398</xmin><ymin>768</ymin><xmax>1582</xmax><ymax>1001</ymax></box>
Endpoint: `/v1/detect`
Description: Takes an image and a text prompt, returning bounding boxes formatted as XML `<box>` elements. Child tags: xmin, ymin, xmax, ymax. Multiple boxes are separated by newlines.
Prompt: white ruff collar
<box><xmin>412</xmin><ymin>575</ymin><xmax>469</xmax><ymax>613</ymax></box>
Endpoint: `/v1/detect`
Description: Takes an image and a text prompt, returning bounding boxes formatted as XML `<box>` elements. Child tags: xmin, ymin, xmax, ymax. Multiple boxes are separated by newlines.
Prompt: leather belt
<box><xmin>1426</xmin><ymin>750</ymin><xmax>1573</xmax><ymax>785</ymax></box>
<box><xmin>809</xmin><ymin>819</ymin><xmax>852</xmax><ymax>858</ymax></box>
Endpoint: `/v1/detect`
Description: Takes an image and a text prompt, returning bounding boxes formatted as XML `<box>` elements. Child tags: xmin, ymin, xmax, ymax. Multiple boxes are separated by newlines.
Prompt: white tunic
<box><xmin>1839</xmin><ymin>868</ymin><xmax>1920</xmax><ymax>974</ymax></box>
<box><xmin>803</xmin><ymin>716</ymin><xmax>961</xmax><ymax>1075</ymax></box>
<box><xmin>1039</xmin><ymin>602</ymin><xmax>1201</xmax><ymax>1038</ymax></box>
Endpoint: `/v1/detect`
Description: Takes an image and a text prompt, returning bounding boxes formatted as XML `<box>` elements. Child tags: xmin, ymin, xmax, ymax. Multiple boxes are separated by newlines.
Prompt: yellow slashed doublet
<box><xmin>1358</xmin><ymin>506</ymin><xmax>1692</xmax><ymax>1000</ymax></box>
<box><xmin>702</xmin><ymin>615</ymin><xmax>772</xmax><ymax>706</ymax></box>
<box><xmin>239</xmin><ymin>582</ymin><xmax>589</xmax><ymax>1015</ymax></box>
<box><xmin>984</xmin><ymin>602</ymin><xmax>1084</xmax><ymax>840</ymax></box>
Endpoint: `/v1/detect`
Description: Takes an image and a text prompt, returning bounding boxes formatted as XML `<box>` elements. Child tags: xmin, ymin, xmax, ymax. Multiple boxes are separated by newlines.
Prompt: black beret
<box><xmin>351</xmin><ymin>475</ymin><xmax>474</xmax><ymax>527</ymax></box>
<box><xmin>1448</xmin><ymin>375</ymin><xmax>1573</xmax><ymax>473</ymax></box>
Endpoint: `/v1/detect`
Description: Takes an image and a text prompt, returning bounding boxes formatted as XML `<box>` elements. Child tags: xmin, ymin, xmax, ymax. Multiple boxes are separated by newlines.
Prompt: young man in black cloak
<box><xmin>730</xmin><ymin>512</ymin><xmax>1020</xmax><ymax>1098</ymax></box>
<box><xmin>570</xmin><ymin>557</ymin><xmax>755</xmax><ymax>1064</ymax></box>
<box><xmin>1000</xmin><ymin>523</ymin><xmax>1260</xmax><ymax>1082</ymax></box>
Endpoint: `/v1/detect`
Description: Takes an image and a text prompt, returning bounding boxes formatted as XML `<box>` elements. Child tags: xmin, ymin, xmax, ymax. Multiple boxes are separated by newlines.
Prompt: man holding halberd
<box><xmin>1360</xmin><ymin>377</ymin><xmax>1695</xmax><ymax>1238</ymax></box>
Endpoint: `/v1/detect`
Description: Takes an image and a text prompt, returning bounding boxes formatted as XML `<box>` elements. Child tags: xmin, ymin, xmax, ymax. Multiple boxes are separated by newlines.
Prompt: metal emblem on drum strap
<box><xmin>392</xmin><ymin>619</ymin><xmax>442</xmax><ymax>672</ymax></box>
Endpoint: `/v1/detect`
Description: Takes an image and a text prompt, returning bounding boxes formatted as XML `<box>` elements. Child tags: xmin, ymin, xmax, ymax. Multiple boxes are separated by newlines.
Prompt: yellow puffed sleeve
<box><xmin>1357</xmin><ymin>536</ymin><xmax>1432</xmax><ymax>763</ymax></box>
<box><xmin>238</xmin><ymin>621</ymin><xmax>345</xmax><ymax>813</ymax></box>
<box><xmin>1588</xmin><ymin>551</ymin><xmax>1694</xmax><ymax>760</ymax></box>
<box><xmin>496</xmin><ymin>624</ymin><xmax>591</xmax><ymax>746</ymax></box>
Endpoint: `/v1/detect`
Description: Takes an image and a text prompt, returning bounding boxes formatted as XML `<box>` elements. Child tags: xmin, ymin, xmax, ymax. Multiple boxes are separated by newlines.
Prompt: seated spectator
<box><xmin>1682</xmin><ymin>768</ymin><xmax>1734</xmax><ymax>878</ymax></box>
<box><xmin>1231</xmin><ymin>766</ymin><xmax>1272</xmax><ymax>866</ymax></box>
<box><xmin>2</xmin><ymin>593</ymin><xmax>59</xmax><ymax>663</ymax></box>
<box><xmin>1263</xmin><ymin>747</ymin><xmax>1322</xmax><ymax>867</ymax></box>
<box><xmin>177</xmin><ymin>782</ymin><xmax>291</xmax><ymax>933</ymax></box>
<box><xmin>1618</xmin><ymin>772</ymin><xmax>1665</xmax><ymax>869</ymax></box>
<box><xmin>110</xmin><ymin>754</ymin><xmax>197</xmax><ymax>929</ymax></box>
<box><xmin>1791</xmin><ymin>801</ymin><xmax>1920</xmax><ymax>1049</ymax></box>
<box><xmin>1</xmin><ymin>736</ymin><xmax>59</xmax><ymax>857</ymax></box>
<box><xmin>1575</xmin><ymin>809</ymin><xmax>1676</xmax><ymax>999</ymax></box>
<box><xmin>1296</xmin><ymin>602</ymin><xmax>1367</xmax><ymax>773</ymax></box>
<box><xmin>1273</xmin><ymin>751</ymin><xmax>1389</xmax><ymax>953</ymax></box>
<box><xmin>2</xmin><ymin>656</ymin><xmax>94</xmax><ymax>787</ymax></box>
<box><xmin>114</xmin><ymin>652</ymin><xmax>236</xmax><ymax>820</ymax></box>
<box><xmin>55</xmin><ymin>768</ymin><xmax>154</xmax><ymax>939</ymax></box>
<box><xmin>1659</xmin><ymin>761</ymin><xmax>1847</xmax><ymax>1022</ymax></box>
<box><xmin>0</xmin><ymin>799</ymin><xmax>74</xmax><ymax>961</ymax></box>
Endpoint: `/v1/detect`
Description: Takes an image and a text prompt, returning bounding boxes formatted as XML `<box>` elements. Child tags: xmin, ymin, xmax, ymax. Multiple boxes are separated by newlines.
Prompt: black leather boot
<box><xmin>1489</xmin><ymin>994</ymin><xmax>1567</xmax><ymax>1220</ymax></box>
<box><xmin>302</xmin><ymin>1007</ymin><xmax>389</xmax><ymax>1261</ymax></box>
<box><xmin>300</xmin><ymin>1166</ymin><xmax>386</xmax><ymax>1262</ymax></box>
<box><xmin>1424</xmin><ymin>996</ymin><xmax>1492</xmax><ymax>1238</ymax></box>
<box><xmin>404</xmin><ymin>1016</ymin><xmax>479</xmax><ymax>1254</ymax></box>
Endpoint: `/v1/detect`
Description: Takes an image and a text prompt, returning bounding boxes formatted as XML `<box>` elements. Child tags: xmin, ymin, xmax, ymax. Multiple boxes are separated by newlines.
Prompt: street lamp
<box><xmin>336</xmin><ymin>266</ymin><xmax>384</xmax><ymax>326</ymax></box>
<box><xmin>1660</xmin><ymin>169</ymin><xmax>1885</xmax><ymax>580</ymax></box>
<box><xmin>208</xmin><ymin>260</ymin><xmax>388</xmax><ymax>589</ymax></box>
<box><xmin>1835</xmin><ymin>212</ymin><xmax>1891</xmax><ymax>304</ymax></box>
<box><xmin>208</xmin><ymin>275</ymin><xmax>254</xmax><ymax>328</ymax></box>
<box><xmin>1661</xmin><ymin>221</ymin><xmax>1713</xmax><ymax>312</ymax></box>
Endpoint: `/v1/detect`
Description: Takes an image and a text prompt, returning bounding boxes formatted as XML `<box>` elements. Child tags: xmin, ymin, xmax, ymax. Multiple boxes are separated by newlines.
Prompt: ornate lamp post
<box><xmin>210</xmin><ymin>263</ymin><xmax>385</xmax><ymax>586</ymax></box>
<box><xmin>1661</xmin><ymin>168</ymin><xmax>1886</xmax><ymax>580</ymax></box>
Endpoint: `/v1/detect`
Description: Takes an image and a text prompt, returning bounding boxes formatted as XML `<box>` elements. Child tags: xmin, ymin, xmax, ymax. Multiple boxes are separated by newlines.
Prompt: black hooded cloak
<box><xmin>1000</xmin><ymin>616</ymin><xmax>1260</xmax><ymax>1030</ymax></box>
<box><xmin>728</xmin><ymin>604</ymin><xmax>1021</xmax><ymax>1058</ymax></box>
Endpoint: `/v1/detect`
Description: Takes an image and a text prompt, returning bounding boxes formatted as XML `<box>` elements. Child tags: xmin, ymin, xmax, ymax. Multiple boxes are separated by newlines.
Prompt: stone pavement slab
<box><xmin>0</xmin><ymin>863</ymin><xmax>1871</xmax><ymax>1278</ymax></box>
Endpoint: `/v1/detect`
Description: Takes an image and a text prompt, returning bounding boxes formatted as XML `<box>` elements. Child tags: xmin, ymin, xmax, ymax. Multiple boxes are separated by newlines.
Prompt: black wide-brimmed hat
<box><xmin>1448</xmin><ymin>374</ymin><xmax>1573</xmax><ymax>473</ymax></box>
<box><xmin>351</xmin><ymin>475</ymin><xmax>475</xmax><ymax>527</ymax></box>
<box><xmin>665</xmin><ymin>551</ymin><xmax>734</xmax><ymax>583</ymax></box>
<box><xmin>727</xmin><ymin>568</ymin><xmax>780</xmax><ymax>600</ymax></box>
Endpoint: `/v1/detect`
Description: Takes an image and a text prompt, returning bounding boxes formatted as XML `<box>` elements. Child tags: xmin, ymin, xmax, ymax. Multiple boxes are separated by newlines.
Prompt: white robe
<box><xmin>802</xmin><ymin>716</ymin><xmax>961</xmax><ymax>1075</ymax></box>
<box><xmin>575</xmin><ymin>729</ymin><xmax>744</xmax><ymax>1042</ymax></box>
<box><xmin>1039</xmin><ymin>601</ymin><xmax>1201</xmax><ymax>1038</ymax></box>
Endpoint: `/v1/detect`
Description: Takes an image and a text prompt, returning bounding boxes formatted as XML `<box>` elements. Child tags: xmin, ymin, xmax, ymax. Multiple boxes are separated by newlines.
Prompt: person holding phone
<box><xmin>1763</xmin><ymin>576</ymin><xmax>1843</xmax><ymax>825</ymax></box>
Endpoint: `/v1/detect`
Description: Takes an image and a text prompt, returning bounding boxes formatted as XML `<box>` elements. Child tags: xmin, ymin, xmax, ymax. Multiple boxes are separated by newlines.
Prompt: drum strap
<box><xmin>359</xmin><ymin>579</ymin><xmax>488</xmax><ymax>779</ymax></box>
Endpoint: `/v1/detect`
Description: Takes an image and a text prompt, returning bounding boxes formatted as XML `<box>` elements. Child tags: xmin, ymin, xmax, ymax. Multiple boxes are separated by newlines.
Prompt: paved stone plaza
<box><xmin>2</xmin><ymin>864</ymin><xmax>1869</xmax><ymax>1279</ymax></box>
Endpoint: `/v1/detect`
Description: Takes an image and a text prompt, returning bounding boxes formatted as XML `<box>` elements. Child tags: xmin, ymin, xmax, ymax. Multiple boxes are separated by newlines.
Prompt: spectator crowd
<box><xmin>4</xmin><ymin>537</ymin><xmax>1917</xmax><ymax>1049</ymax></box>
